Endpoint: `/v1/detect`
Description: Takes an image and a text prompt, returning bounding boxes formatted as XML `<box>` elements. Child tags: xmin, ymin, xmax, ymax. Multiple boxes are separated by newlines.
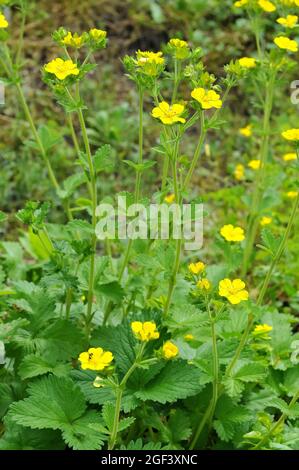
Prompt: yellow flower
<box><xmin>219</xmin><ymin>278</ymin><xmax>249</xmax><ymax>305</ymax></box>
<box><xmin>282</xmin><ymin>129</ymin><xmax>299</xmax><ymax>141</ymax></box>
<box><xmin>184</xmin><ymin>333</ymin><xmax>194</xmax><ymax>341</ymax></box>
<box><xmin>239</xmin><ymin>124</ymin><xmax>252</xmax><ymax>137</ymax></box>
<box><xmin>164</xmin><ymin>193</ymin><xmax>175</xmax><ymax>204</ymax></box>
<box><xmin>220</xmin><ymin>224</ymin><xmax>245</xmax><ymax>242</ymax></box>
<box><xmin>197</xmin><ymin>278</ymin><xmax>211</xmax><ymax>290</ymax></box>
<box><xmin>234</xmin><ymin>0</ymin><xmax>249</xmax><ymax>6</ymax></box>
<box><xmin>191</xmin><ymin>87</ymin><xmax>222</xmax><ymax>110</ymax></box>
<box><xmin>253</xmin><ymin>324</ymin><xmax>273</xmax><ymax>338</ymax></box>
<box><xmin>78</xmin><ymin>347</ymin><xmax>113</xmax><ymax>371</ymax></box>
<box><xmin>169</xmin><ymin>38</ymin><xmax>188</xmax><ymax>48</ymax></box>
<box><xmin>248</xmin><ymin>159</ymin><xmax>261</xmax><ymax>170</ymax></box>
<box><xmin>274</xmin><ymin>36</ymin><xmax>298</xmax><ymax>52</ymax></box>
<box><xmin>234</xmin><ymin>164</ymin><xmax>245</xmax><ymax>180</ymax></box>
<box><xmin>258</xmin><ymin>0</ymin><xmax>276</xmax><ymax>12</ymax></box>
<box><xmin>188</xmin><ymin>261</ymin><xmax>205</xmax><ymax>274</ymax></box>
<box><xmin>152</xmin><ymin>101</ymin><xmax>186</xmax><ymax>125</ymax></box>
<box><xmin>136</xmin><ymin>50</ymin><xmax>165</xmax><ymax>76</ymax></box>
<box><xmin>239</xmin><ymin>57</ymin><xmax>257</xmax><ymax>68</ymax></box>
<box><xmin>131</xmin><ymin>321</ymin><xmax>159</xmax><ymax>342</ymax></box>
<box><xmin>162</xmin><ymin>341</ymin><xmax>179</xmax><ymax>359</ymax></box>
<box><xmin>260</xmin><ymin>216</ymin><xmax>272</xmax><ymax>226</ymax></box>
<box><xmin>0</xmin><ymin>12</ymin><xmax>8</xmax><ymax>28</ymax></box>
<box><xmin>168</xmin><ymin>38</ymin><xmax>189</xmax><ymax>59</ymax></box>
<box><xmin>286</xmin><ymin>191</ymin><xmax>298</xmax><ymax>198</ymax></box>
<box><xmin>277</xmin><ymin>15</ymin><xmax>298</xmax><ymax>28</ymax></box>
<box><xmin>44</xmin><ymin>58</ymin><xmax>79</xmax><ymax>80</ymax></box>
<box><xmin>62</xmin><ymin>32</ymin><xmax>85</xmax><ymax>48</ymax></box>
<box><xmin>89</xmin><ymin>28</ymin><xmax>107</xmax><ymax>40</ymax></box>
<box><xmin>283</xmin><ymin>153</ymin><xmax>297</xmax><ymax>161</ymax></box>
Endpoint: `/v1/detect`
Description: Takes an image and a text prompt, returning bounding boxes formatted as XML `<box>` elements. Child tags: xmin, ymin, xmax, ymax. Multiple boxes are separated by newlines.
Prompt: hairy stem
<box><xmin>190</xmin><ymin>303</ymin><xmax>219</xmax><ymax>449</ymax></box>
<box><xmin>108</xmin><ymin>343</ymin><xmax>146</xmax><ymax>450</ymax></box>
<box><xmin>182</xmin><ymin>111</ymin><xmax>206</xmax><ymax>192</ymax></box>
<box><xmin>76</xmin><ymin>92</ymin><xmax>97</xmax><ymax>334</ymax></box>
<box><xmin>242</xmin><ymin>71</ymin><xmax>276</xmax><ymax>276</ymax></box>
<box><xmin>163</xmin><ymin>136</ymin><xmax>182</xmax><ymax>317</ymax></box>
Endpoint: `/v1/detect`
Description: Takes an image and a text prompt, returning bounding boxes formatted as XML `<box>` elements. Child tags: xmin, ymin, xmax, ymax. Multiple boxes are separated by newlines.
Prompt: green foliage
<box><xmin>135</xmin><ymin>361</ymin><xmax>202</xmax><ymax>404</ymax></box>
<box><xmin>1</xmin><ymin>0</ymin><xmax>299</xmax><ymax>454</ymax></box>
<box><xmin>8</xmin><ymin>376</ymin><xmax>106</xmax><ymax>450</ymax></box>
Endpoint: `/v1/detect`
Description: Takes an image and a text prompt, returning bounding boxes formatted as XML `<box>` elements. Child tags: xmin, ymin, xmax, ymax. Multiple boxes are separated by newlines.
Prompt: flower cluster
<box><xmin>188</xmin><ymin>261</ymin><xmax>205</xmax><ymax>275</ymax></box>
<box><xmin>168</xmin><ymin>38</ymin><xmax>190</xmax><ymax>60</ymax></box>
<box><xmin>136</xmin><ymin>50</ymin><xmax>165</xmax><ymax>77</ymax></box>
<box><xmin>131</xmin><ymin>321</ymin><xmax>160</xmax><ymax>342</ymax></box>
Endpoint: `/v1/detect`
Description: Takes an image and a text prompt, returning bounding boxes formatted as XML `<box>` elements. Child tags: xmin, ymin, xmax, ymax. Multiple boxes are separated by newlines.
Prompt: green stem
<box><xmin>190</xmin><ymin>303</ymin><xmax>219</xmax><ymax>449</ymax></box>
<box><xmin>225</xmin><ymin>313</ymin><xmax>254</xmax><ymax>378</ymax></box>
<box><xmin>182</xmin><ymin>111</ymin><xmax>206</xmax><ymax>192</ymax></box>
<box><xmin>257</xmin><ymin>191</ymin><xmax>299</xmax><ymax>305</ymax></box>
<box><xmin>253</xmin><ymin>390</ymin><xmax>299</xmax><ymax>450</ymax></box>
<box><xmin>67</xmin><ymin>113</ymin><xmax>81</xmax><ymax>158</ymax></box>
<box><xmin>76</xmin><ymin>91</ymin><xmax>97</xmax><ymax>334</ymax></box>
<box><xmin>108</xmin><ymin>343</ymin><xmax>146</xmax><ymax>450</ymax></box>
<box><xmin>163</xmin><ymin>137</ymin><xmax>182</xmax><ymax>317</ymax></box>
<box><xmin>160</xmin><ymin>150</ymin><xmax>170</xmax><ymax>199</ymax></box>
<box><xmin>252</xmin><ymin>15</ymin><xmax>262</xmax><ymax>62</ymax></box>
<box><xmin>242</xmin><ymin>71</ymin><xmax>276</xmax><ymax>276</ymax></box>
<box><xmin>171</xmin><ymin>59</ymin><xmax>181</xmax><ymax>103</ymax></box>
<box><xmin>65</xmin><ymin>288</ymin><xmax>72</xmax><ymax>320</ymax></box>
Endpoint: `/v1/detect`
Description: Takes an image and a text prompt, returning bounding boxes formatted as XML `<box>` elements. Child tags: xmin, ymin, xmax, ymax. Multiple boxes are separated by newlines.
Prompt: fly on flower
<box><xmin>78</xmin><ymin>347</ymin><xmax>113</xmax><ymax>371</ymax></box>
